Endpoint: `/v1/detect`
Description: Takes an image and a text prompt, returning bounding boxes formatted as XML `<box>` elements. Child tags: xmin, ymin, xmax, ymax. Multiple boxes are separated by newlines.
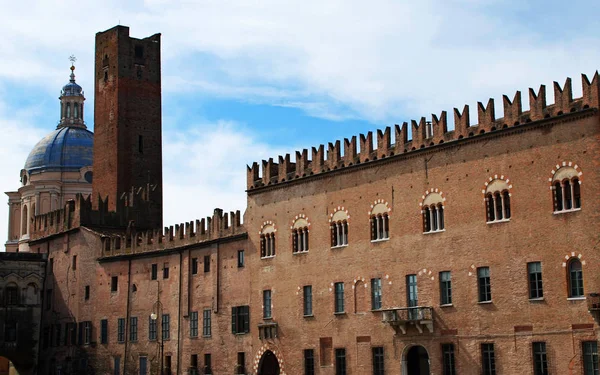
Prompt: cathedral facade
<box><xmin>1</xmin><ymin>25</ymin><xmax>600</xmax><ymax>375</ymax></box>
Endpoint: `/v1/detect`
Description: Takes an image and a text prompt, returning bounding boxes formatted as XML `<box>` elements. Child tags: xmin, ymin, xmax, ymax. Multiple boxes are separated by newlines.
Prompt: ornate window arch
<box><xmin>369</xmin><ymin>200</ymin><xmax>390</xmax><ymax>241</ymax></box>
<box><xmin>550</xmin><ymin>162</ymin><xmax>582</xmax><ymax>212</ymax></box>
<box><xmin>291</xmin><ymin>215</ymin><xmax>310</xmax><ymax>253</ymax></box>
<box><xmin>483</xmin><ymin>175</ymin><xmax>512</xmax><ymax>223</ymax></box>
<box><xmin>329</xmin><ymin>207</ymin><xmax>349</xmax><ymax>248</ymax></box>
<box><xmin>5</xmin><ymin>282</ymin><xmax>19</xmax><ymax>305</ymax></box>
<box><xmin>420</xmin><ymin>190</ymin><xmax>445</xmax><ymax>233</ymax></box>
<box><xmin>260</xmin><ymin>221</ymin><xmax>276</xmax><ymax>258</ymax></box>
<box><xmin>567</xmin><ymin>257</ymin><xmax>584</xmax><ymax>298</ymax></box>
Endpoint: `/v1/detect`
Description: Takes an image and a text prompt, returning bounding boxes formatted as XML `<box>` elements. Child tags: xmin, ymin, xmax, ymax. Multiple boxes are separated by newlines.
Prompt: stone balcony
<box><xmin>381</xmin><ymin>306</ymin><xmax>433</xmax><ymax>334</ymax></box>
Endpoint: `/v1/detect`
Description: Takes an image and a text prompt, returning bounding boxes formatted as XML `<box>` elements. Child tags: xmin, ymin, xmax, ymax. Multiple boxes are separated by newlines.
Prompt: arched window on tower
<box><xmin>485</xmin><ymin>179</ymin><xmax>511</xmax><ymax>223</ymax></box>
<box><xmin>330</xmin><ymin>209</ymin><xmax>349</xmax><ymax>247</ymax></box>
<box><xmin>260</xmin><ymin>223</ymin><xmax>276</xmax><ymax>258</ymax></box>
<box><xmin>74</xmin><ymin>103</ymin><xmax>79</xmax><ymax>119</ymax></box>
<box><xmin>66</xmin><ymin>103</ymin><xmax>71</xmax><ymax>118</ymax></box>
<box><xmin>422</xmin><ymin>192</ymin><xmax>445</xmax><ymax>233</ymax></box>
<box><xmin>292</xmin><ymin>216</ymin><xmax>309</xmax><ymax>253</ymax></box>
<box><xmin>370</xmin><ymin>202</ymin><xmax>390</xmax><ymax>241</ymax></box>
<box><xmin>552</xmin><ymin>166</ymin><xmax>581</xmax><ymax>212</ymax></box>
<box><xmin>567</xmin><ymin>258</ymin><xmax>584</xmax><ymax>298</ymax></box>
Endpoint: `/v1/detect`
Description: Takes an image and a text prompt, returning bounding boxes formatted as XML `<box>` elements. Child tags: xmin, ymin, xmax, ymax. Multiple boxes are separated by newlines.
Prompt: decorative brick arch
<box><xmin>481</xmin><ymin>174</ymin><xmax>513</xmax><ymax>200</ymax></box>
<box><xmin>417</xmin><ymin>268</ymin><xmax>436</xmax><ymax>281</ymax></box>
<box><xmin>368</xmin><ymin>199</ymin><xmax>391</xmax><ymax>217</ymax></box>
<box><xmin>329</xmin><ymin>206</ymin><xmax>350</xmax><ymax>223</ymax></box>
<box><xmin>289</xmin><ymin>214</ymin><xmax>311</xmax><ymax>230</ymax></box>
<box><xmin>562</xmin><ymin>252</ymin><xmax>586</xmax><ymax>268</ymax></box>
<box><xmin>254</xmin><ymin>343</ymin><xmax>287</xmax><ymax>375</ymax></box>
<box><xmin>549</xmin><ymin>162</ymin><xmax>583</xmax><ymax>187</ymax></box>
<box><xmin>259</xmin><ymin>220</ymin><xmax>276</xmax><ymax>235</ymax></box>
<box><xmin>419</xmin><ymin>189</ymin><xmax>445</xmax><ymax>212</ymax></box>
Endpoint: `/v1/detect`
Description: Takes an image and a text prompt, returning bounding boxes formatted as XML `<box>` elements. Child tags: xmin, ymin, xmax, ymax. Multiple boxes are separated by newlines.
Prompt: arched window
<box><xmin>21</xmin><ymin>204</ymin><xmax>28</xmax><ymax>236</ymax></box>
<box><xmin>25</xmin><ymin>283</ymin><xmax>38</xmax><ymax>305</ymax></box>
<box><xmin>66</xmin><ymin>102</ymin><xmax>71</xmax><ymax>118</ymax></box>
<box><xmin>260</xmin><ymin>223</ymin><xmax>276</xmax><ymax>258</ymax></box>
<box><xmin>330</xmin><ymin>209</ymin><xmax>349</xmax><ymax>247</ymax></box>
<box><xmin>485</xmin><ymin>178</ymin><xmax>511</xmax><ymax>223</ymax></box>
<box><xmin>568</xmin><ymin>258</ymin><xmax>584</xmax><ymax>298</ymax></box>
<box><xmin>370</xmin><ymin>202</ymin><xmax>390</xmax><ymax>241</ymax></box>
<box><xmin>552</xmin><ymin>166</ymin><xmax>581</xmax><ymax>212</ymax></box>
<box><xmin>292</xmin><ymin>216</ymin><xmax>309</xmax><ymax>253</ymax></box>
<box><xmin>5</xmin><ymin>283</ymin><xmax>19</xmax><ymax>305</ymax></box>
<box><xmin>74</xmin><ymin>103</ymin><xmax>79</xmax><ymax>119</ymax></box>
<box><xmin>422</xmin><ymin>192</ymin><xmax>445</xmax><ymax>233</ymax></box>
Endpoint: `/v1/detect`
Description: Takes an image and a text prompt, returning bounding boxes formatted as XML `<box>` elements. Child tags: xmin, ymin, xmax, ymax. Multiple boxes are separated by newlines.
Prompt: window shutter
<box><xmin>231</xmin><ymin>307</ymin><xmax>237</xmax><ymax>333</ymax></box>
<box><xmin>78</xmin><ymin>322</ymin><xmax>83</xmax><ymax>345</ymax></box>
<box><xmin>370</xmin><ymin>217</ymin><xmax>375</xmax><ymax>240</ymax></box>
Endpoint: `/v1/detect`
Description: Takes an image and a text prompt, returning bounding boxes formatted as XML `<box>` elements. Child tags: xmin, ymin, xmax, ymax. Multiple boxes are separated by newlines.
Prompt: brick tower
<box><xmin>92</xmin><ymin>26</ymin><xmax>163</xmax><ymax>229</ymax></box>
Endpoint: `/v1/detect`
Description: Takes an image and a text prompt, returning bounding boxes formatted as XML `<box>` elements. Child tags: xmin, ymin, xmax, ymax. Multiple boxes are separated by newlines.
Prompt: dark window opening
<box><xmin>478</xmin><ymin>267</ymin><xmax>492</xmax><ymax>302</ymax></box>
<box><xmin>304</xmin><ymin>349</ymin><xmax>315</xmax><ymax>375</ymax></box>
<box><xmin>236</xmin><ymin>352</ymin><xmax>246</xmax><ymax>374</ymax></box>
<box><xmin>191</xmin><ymin>258</ymin><xmax>198</xmax><ymax>275</ymax></box>
<box><xmin>335</xmin><ymin>348</ymin><xmax>347</xmax><ymax>375</ymax></box>
<box><xmin>138</xmin><ymin>135</ymin><xmax>143</xmax><ymax>153</ymax></box>
<box><xmin>204</xmin><ymin>255</ymin><xmax>210</xmax><ymax>273</ymax></box>
<box><xmin>85</xmin><ymin>285</ymin><xmax>90</xmax><ymax>300</ymax></box>
<box><xmin>237</xmin><ymin>250</ymin><xmax>245</xmax><ymax>268</ymax></box>
<box><xmin>151</xmin><ymin>264</ymin><xmax>157</xmax><ymax>280</ymax></box>
<box><xmin>163</xmin><ymin>263</ymin><xmax>169</xmax><ymax>279</ymax></box>
<box><xmin>111</xmin><ymin>276</ymin><xmax>118</xmax><ymax>292</ymax></box>
<box><xmin>135</xmin><ymin>45</ymin><xmax>144</xmax><ymax>58</ymax></box>
<box><xmin>231</xmin><ymin>306</ymin><xmax>250</xmax><ymax>334</ymax></box>
<box><xmin>372</xmin><ymin>347</ymin><xmax>384</xmax><ymax>375</ymax></box>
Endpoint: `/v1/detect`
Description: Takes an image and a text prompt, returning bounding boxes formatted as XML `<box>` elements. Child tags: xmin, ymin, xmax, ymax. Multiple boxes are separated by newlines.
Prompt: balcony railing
<box><xmin>258</xmin><ymin>321</ymin><xmax>278</xmax><ymax>340</ymax></box>
<box><xmin>381</xmin><ymin>306</ymin><xmax>433</xmax><ymax>334</ymax></box>
<box><xmin>588</xmin><ymin>293</ymin><xmax>600</xmax><ymax>324</ymax></box>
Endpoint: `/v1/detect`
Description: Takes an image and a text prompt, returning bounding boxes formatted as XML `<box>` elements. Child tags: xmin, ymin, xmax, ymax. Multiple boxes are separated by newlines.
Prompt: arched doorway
<box><xmin>258</xmin><ymin>350</ymin><xmax>280</xmax><ymax>375</ymax></box>
<box><xmin>403</xmin><ymin>345</ymin><xmax>430</xmax><ymax>375</ymax></box>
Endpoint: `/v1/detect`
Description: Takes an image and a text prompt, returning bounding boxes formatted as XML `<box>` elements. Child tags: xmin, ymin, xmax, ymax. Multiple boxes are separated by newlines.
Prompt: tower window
<box><xmin>135</xmin><ymin>46</ymin><xmax>144</xmax><ymax>58</ymax></box>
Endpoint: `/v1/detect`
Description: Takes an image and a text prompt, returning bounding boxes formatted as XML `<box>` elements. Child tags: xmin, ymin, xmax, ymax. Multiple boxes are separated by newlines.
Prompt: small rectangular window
<box><xmin>528</xmin><ymin>262</ymin><xmax>543</xmax><ymax>299</ymax></box>
<box><xmin>237</xmin><ymin>352</ymin><xmax>246</xmax><ymax>374</ymax></box>
<box><xmin>304</xmin><ymin>349</ymin><xmax>315</xmax><ymax>375</ymax></box>
<box><xmin>148</xmin><ymin>316</ymin><xmax>157</xmax><ymax>341</ymax></box>
<box><xmin>335</xmin><ymin>348</ymin><xmax>347</xmax><ymax>375</ymax></box>
<box><xmin>151</xmin><ymin>264</ymin><xmax>157</xmax><ymax>280</ymax></box>
<box><xmin>477</xmin><ymin>267</ymin><xmax>491</xmax><ymax>302</ymax></box>
<box><xmin>238</xmin><ymin>250</ymin><xmax>245</xmax><ymax>268</ymax></box>
<box><xmin>135</xmin><ymin>45</ymin><xmax>144</xmax><ymax>58</ymax></box>
<box><xmin>303</xmin><ymin>285</ymin><xmax>313</xmax><ymax>316</ymax></box>
<box><xmin>162</xmin><ymin>314</ymin><xmax>170</xmax><ymax>340</ymax></box>
<box><xmin>100</xmin><ymin>319</ymin><xmax>108</xmax><ymax>344</ymax></box>
<box><xmin>371</xmin><ymin>278</ymin><xmax>382</xmax><ymax>310</ymax></box>
<box><xmin>203</xmin><ymin>309</ymin><xmax>212</xmax><ymax>337</ymax></box>
<box><xmin>231</xmin><ymin>306</ymin><xmax>250</xmax><ymax>334</ymax></box>
<box><xmin>334</xmin><ymin>282</ymin><xmax>345</xmax><ymax>313</ymax></box>
<box><xmin>191</xmin><ymin>354</ymin><xmax>198</xmax><ymax>368</ymax></box>
<box><xmin>139</xmin><ymin>357</ymin><xmax>147</xmax><ymax>375</ymax></box>
<box><xmin>442</xmin><ymin>343</ymin><xmax>456</xmax><ymax>375</ymax></box>
<box><xmin>204</xmin><ymin>255</ymin><xmax>210</xmax><ymax>273</ymax></box>
<box><xmin>84</xmin><ymin>285</ymin><xmax>90</xmax><ymax>301</ymax></box>
<box><xmin>192</xmin><ymin>258</ymin><xmax>198</xmax><ymax>275</ymax></box>
<box><xmin>204</xmin><ymin>353</ymin><xmax>212</xmax><ymax>375</ymax></box>
<box><xmin>72</xmin><ymin>255</ymin><xmax>77</xmax><ymax>271</ymax></box>
<box><xmin>190</xmin><ymin>311</ymin><xmax>198</xmax><ymax>338</ymax></box>
<box><xmin>372</xmin><ymin>347</ymin><xmax>384</xmax><ymax>375</ymax></box>
<box><xmin>532</xmin><ymin>342</ymin><xmax>548</xmax><ymax>375</ymax></box>
<box><xmin>130</xmin><ymin>317</ymin><xmax>138</xmax><ymax>342</ymax></box>
<box><xmin>165</xmin><ymin>355</ymin><xmax>172</xmax><ymax>374</ymax></box>
<box><xmin>114</xmin><ymin>356</ymin><xmax>120</xmax><ymax>375</ymax></box>
<box><xmin>117</xmin><ymin>318</ymin><xmax>125</xmax><ymax>343</ymax></box>
<box><xmin>440</xmin><ymin>271</ymin><xmax>452</xmax><ymax>305</ymax></box>
<box><xmin>481</xmin><ymin>343</ymin><xmax>496</xmax><ymax>375</ymax></box>
<box><xmin>583</xmin><ymin>341</ymin><xmax>599</xmax><ymax>375</ymax></box>
<box><xmin>111</xmin><ymin>276</ymin><xmax>118</xmax><ymax>292</ymax></box>
<box><xmin>163</xmin><ymin>263</ymin><xmax>169</xmax><ymax>279</ymax></box>
<box><xmin>263</xmin><ymin>290</ymin><xmax>272</xmax><ymax>319</ymax></box>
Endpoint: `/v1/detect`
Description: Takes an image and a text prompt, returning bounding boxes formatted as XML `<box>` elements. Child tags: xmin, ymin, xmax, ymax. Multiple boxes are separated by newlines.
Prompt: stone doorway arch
<box><xmin>258</xmin><ymin>350</ymin><xmax>280</xmax><ymax>375</ymax></box>
<box><xmin>401</xmin><ymin>345</ymin><xmax>430</xmax><ymax>375</ymax></box>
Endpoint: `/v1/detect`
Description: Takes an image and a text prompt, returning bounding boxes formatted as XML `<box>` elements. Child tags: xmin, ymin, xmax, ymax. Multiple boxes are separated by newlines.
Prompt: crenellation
<box><xmin>528</xmin><ymin>85</ymin><xmax>547</xmax><ymax>121</ymax></box>
<box><xmin>477</xmin><ymin>98</ymin><xmax>496</xmax><ymax>133</ymax></box>
<box><xmin>432</xmin><ymin>111</ymin><xmax>448</xmax><ymax>144</ymax></box>
<box><xmin>394</xmin><ymin>123</ymin><xmax>409</xmax><ymax>150</ymax></box>
<box><xmin>553</xmin><ymin>78</ymin><xmax>573</xmax><ymax>114</ymax></box>
<box><xmin>359</xmin><ymin>132</ymin><xmax>373</xmax><ymax>162</ymax></box>
<box><xmin>295</xmin><ymin>149</ymin><xmax>309</xmax><ymax>177</ymax></box>
<box><xmin>411</xmin><ymin>117</ymin><xmax>427</xmax><ymax>149</ymax></box>
<box><xmin>343</xmin><ymin>136</ymin><xmax>357</xmax><ymax>165</ymax></box>
<box><xmin>502</xmin><ymin>91</ymin><xmax>523</xmax><ymax>127</ymax></box>
<box><xmin>582</xmin><ymin>71</ymin><xmax>600</xmax><ymax>109</ymax></box>
<box><xmin>453</xmin><ymin>105</ymin><xmax>470</xmax><ymax>139</ymax></box>
<box><xmin>376</xmin><ymin>127</ymin><xmax>391</xmax><ymax>158</ymax></box>
<box><xmin>245</xmin><ymin>73</ymin><xmax>600</xmax><ymax>191</ymax></box>
<box><xmin>327</xmin><ymin>140</ymin><xmax>341</xmax><ymax>169</ymax></box>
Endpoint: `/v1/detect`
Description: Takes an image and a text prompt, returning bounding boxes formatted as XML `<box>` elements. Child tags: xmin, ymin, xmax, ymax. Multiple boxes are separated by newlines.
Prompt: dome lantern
<box><xmin>58</xmin><ymin>56</ymin><xmax>86</xmax><ymax>129</ymax></box>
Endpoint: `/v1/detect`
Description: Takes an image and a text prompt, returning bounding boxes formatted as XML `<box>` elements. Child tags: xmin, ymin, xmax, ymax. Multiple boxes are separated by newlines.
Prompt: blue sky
<box><xmin>1</xmin><ymin>0</ymin><xmax>599</xmax><ymax>246</ymax></box>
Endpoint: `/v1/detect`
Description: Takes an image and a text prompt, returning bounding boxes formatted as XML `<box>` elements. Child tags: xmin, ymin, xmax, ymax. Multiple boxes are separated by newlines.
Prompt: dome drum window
<box><xmin>551</xmin><ymin>164</ymin><xmax>582</xmax><ymax>213</ymax></box>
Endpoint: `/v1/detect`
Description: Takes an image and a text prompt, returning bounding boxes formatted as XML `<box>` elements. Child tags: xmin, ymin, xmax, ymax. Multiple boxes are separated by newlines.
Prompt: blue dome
<box><xmin>24</xmin><ymin>126</ymin><xmax>93</xmax><ymax>173</ymax></box>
